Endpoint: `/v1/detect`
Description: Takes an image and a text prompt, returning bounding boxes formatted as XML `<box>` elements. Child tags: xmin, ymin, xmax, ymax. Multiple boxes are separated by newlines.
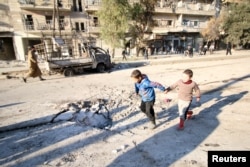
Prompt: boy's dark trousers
<box><xmin>140</xmin><ymin>100</ymin><xmax>156</xmax><ymax>124</ymax></box>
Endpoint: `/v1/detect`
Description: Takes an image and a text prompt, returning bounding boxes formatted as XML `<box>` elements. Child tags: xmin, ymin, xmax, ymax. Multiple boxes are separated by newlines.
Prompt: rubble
<box><xmin>51</xmin><ymin>99</ymin><xmax>112</xmax><ymax>129</ymax></box>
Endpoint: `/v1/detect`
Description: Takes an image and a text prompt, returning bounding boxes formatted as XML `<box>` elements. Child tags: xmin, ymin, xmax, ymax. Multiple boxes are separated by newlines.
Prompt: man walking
<box><xmin>23</xmin><ymin>46</ymin><xmax>45</xmax><ymax>83</ymax></box>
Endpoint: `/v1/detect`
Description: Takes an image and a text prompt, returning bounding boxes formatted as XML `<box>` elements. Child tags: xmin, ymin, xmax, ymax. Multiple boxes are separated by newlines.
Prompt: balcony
<box><xmin>23</xmin><ymin>18</ymin><xmax>71</xmax><ymax>33</ymax></box>
<box><xmin>155</xmin><ymin>2</ymin><xmax>215</xmax><ymax>16</ymax></box>
<box><xmin>84</xmin><ymin>0</ymin><xmax>101</xmax><ymax>12</ymax></box>
<box><xmin>153</xmin><ymin>20</ymin><xmax>207</xmax><ymax>34</ymax></box>
<box><xmin>153</xmin><ymin>26</ymin><xmax>201</xmax><ymax>34</ymax></box>
<box><xmin>18</xmin><ymin>0</ymin><xmax>72</xmax><ymax>12</ymax></box>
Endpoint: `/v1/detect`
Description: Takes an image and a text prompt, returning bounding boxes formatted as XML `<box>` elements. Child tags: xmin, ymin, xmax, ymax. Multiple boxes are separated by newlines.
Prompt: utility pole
<box><xmin>52</xmin><ymin>0</ymin><xmax>61</xmax><ymax>37</ymax></box>
<box><xmin>53</xmin><ymin>0</ymin><xmax>56</xmax><ymax>37</ymax></box>
<box><xmin>57</xmin><ymin>0</ymin><xmax>61</xmax><ymax>37</ymax></box>
<box><xmin>215</xmin><ymin>0</ymin><xmax>222</xmax><ymax>18</ymax></box>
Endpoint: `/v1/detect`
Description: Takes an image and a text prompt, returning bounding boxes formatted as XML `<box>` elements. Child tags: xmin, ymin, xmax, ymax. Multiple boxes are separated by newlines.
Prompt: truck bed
<box><xmin>45</xmin><ymin>57</ymin><xmax>93</xmax><ymax>70</ymax></box>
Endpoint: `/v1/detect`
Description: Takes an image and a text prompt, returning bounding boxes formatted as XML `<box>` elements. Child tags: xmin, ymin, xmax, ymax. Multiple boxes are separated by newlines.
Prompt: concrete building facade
<box><xmin>0</xmin><ymin>0</ymin><xmax>91</xmax><ymax>60</ymax></box>
<box><xmin>83</xmin><ymin>0</ymin><xmax>216</xmax><ymax>55</ymax></box>
<box><xmin>0</xmin><ymin>0</ymin><xmax>216</xmax><ymax>60</ymax></box>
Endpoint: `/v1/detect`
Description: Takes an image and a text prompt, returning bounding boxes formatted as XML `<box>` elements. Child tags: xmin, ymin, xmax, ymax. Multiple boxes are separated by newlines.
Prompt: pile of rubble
<box><xmin>51</xmin><ymin>99</ymin><xmax>112</xmax><ymax>129</ymax></box>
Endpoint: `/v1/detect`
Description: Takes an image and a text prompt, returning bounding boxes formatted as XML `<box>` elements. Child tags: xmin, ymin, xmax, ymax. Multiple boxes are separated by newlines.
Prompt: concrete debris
<box><xmin>52</xmin><ymin>99</ymin><xmax>112</xmax><ymax>129</ymax></box>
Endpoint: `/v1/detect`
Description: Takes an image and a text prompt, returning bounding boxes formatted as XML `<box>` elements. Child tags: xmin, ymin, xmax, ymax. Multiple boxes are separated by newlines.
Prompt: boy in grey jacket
<box><xmin>165</xmin><ymin>69</ymin><xmax>201</xmax><ymax>130</ymax></box>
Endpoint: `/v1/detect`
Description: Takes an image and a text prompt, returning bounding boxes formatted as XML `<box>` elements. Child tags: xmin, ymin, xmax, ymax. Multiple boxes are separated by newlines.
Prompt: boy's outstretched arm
<box><xmin>194</xmin><ymin>83</ymin><xmax>201</xmax><ymax>101</ymax></box>
<box><xmin>165</xmin><ymin>80</ymin><xmax>179</xmax><ymax>93</ymax></box>
<box><xmin>148</xmin><ymin>81</ymin><xmax>166</xmax><ymax>92</ymax></box>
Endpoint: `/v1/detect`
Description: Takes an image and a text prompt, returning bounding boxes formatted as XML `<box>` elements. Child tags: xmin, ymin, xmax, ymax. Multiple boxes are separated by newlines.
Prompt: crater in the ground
<box><xmin>51</xmin><ymin>99</ymin><xmax>112</xmax><ymax>129</ymax></box>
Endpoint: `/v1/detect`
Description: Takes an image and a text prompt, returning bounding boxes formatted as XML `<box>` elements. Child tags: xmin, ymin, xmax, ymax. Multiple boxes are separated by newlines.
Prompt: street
<box><xmin>0</xmin><ymin>50</ymin><xmax>250</xmax><ymax>167</ymax></box>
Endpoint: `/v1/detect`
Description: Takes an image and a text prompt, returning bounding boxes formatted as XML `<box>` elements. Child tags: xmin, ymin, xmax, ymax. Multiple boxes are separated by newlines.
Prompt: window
<box><xmin>80</xmin><ymin>22</ymin><xmax>85</xmax><ymax>31</ymax></box>
<box><xmin>167</xmin><ymin>20</ymin><xmax>172</xmax><ymax>26</ymax></box>
<box><xmin>75</xmin><ymin>22</ymin><xmax>85</xmax><ymax>31</ymax></box>
<box><xmin>78</xmin><ymin>0</ymin><xmax>82</xmax><ymax>12</ymax></box>
<box><xmin>93</xmin><ymin>17</ymin><xmax>98</xmax><ymax>27</ymax></box>
<box><xmin>194</xmin><ymin>21</ymin><xmax>198</xmax><ymax>27</ymax></box>
<box><xmin>75</xmin><ymin>22</ymin><xmax>80</xmax><ymax>31</ymax></box>
<box><xmin>59</xmin><ymin>16</ymin><xmax>65</xmax><ymax>30</ymax></box>
<box><xmin>24</xmin><ymin>15</ymin><xmax>34</xmax><ymax>30</ymax></box>
<box><xmin>183</xmin><ymin>19</ymin><xmax>189</xmax><ymax>26</ymax></box>
<box><xmin>45</xmin><ymin>15</ymin><xmax>52</xmax><ymax>24</ymax></box>
<box><xmin>72</xmin><ymin>0</ymin><xmax>83</xmax><ymax>12</ymax></box>
<box><xmin>57</xmin><ymin>0</ymin><xmax>63</xmax><ymax>7</ymax></box>
<box><xmin>157</xmin><ymin>19</ymin><xmax>172</xmax><ymax>27</ymax></box>
<box><xmin>73</xmin><ymin>0</ymin><xmax>77</xmax><ymax>11</ymax></box>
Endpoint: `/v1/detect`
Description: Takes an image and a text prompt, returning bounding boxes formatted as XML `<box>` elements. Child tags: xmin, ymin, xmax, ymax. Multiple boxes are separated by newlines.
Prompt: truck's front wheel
<box><xmin>96</xmin><ymin>63</ymin><xmax>105</xmax><ymax>73</ymax></box>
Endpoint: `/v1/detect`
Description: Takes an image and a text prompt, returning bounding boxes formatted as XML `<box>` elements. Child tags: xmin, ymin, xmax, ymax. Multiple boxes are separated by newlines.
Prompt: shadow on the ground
<box><xmin>107</xmin><ymin>74</ymin><xmax>249</xmax><ymax>166</ymax></box>
<box><xmin>0</xmin><ymin>74</ymin><xmax>249</xmax><ymax>167</ymax></box>
<box><xmin>0</xmin><ymin>102</ymin><xmax>25</xmax><ymax>109</ymax></box>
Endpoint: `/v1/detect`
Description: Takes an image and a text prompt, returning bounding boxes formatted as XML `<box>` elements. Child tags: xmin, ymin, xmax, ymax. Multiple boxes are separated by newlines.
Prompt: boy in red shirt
<box><xmin>165</xmin><ymin>69</ymin><xmax>201</xmax><ymax>130</ymax></box>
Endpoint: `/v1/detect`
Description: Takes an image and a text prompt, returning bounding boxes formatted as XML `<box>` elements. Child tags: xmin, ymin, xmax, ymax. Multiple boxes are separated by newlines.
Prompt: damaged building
<box><xmin>0</xmin><ymin>0</ymin><xmax>217</xmax><ymax>60</ymax></box>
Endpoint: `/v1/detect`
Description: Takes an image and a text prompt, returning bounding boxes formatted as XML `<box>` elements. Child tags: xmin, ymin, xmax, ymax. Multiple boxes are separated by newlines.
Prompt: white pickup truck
<box><xmin>34</xmin><ymin>37</ymin><xmax>112</xmax><ymax>76</ymax></box>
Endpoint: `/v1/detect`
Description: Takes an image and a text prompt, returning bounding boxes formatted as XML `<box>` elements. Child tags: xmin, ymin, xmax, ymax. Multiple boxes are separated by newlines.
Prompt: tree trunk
<box><xmin>112</xmin><ymin>48</ymin><xmax>115</xmax><ymax>58</ymax></box>
<box><xmin>136</xmin><ymin>46</ymin><xmax>139</xmax><ymax>57</ymax></box>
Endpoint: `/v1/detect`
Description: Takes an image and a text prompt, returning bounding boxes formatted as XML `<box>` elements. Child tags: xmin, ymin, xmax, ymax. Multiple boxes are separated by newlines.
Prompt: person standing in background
<box><xmin>226</xmin><ymin>42</ymin><xmax>232</xmax><ymax>55</ymax></box>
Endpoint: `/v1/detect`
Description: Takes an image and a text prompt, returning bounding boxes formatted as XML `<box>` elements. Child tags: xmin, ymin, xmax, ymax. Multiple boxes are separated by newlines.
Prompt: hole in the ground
<box><xmin>51</xmin><ymin>99</ymin><xmax>112</xmax><ymax>129</ymax></box>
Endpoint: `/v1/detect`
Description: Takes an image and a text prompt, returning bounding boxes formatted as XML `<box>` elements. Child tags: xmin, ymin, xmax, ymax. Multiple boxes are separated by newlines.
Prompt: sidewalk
<box><xmin>0</xmin><ymin>50</ymin><xmax>249</xmax><ymax>78</ymax></box>
<box><xmin>112</xmin><ymin>49</ymin><xmax>249</xmax><ymax>62</ymax></box>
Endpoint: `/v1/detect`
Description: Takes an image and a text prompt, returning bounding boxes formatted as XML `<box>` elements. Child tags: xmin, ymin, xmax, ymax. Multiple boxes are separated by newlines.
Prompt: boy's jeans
<box><xmin>140</xmin><ymin>100</ymin><xmax>156</xmax><ymax>124</ymax></box>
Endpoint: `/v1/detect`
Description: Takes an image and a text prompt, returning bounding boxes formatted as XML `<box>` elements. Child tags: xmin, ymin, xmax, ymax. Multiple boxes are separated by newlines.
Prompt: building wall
<box><xmin>0</xmin><ymin>0</ymin><xmax>216</xmax><ymax>60</ymax></box>
<box><xmin>0</xmin><ymin>0</ymin><xmax>15</xmax><ymax>59</ymax></box>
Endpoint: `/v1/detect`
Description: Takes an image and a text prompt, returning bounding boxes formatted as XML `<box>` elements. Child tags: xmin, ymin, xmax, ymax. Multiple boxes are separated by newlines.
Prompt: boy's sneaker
<box><xmin>149</xmin><ymin>122</ymin><xmax>157</xmax><ymax>130</ymax></box>
<box><xmin>177</xmin><ymin>118</ymin><xmax>185</xmax><ymax>130</ymax></box>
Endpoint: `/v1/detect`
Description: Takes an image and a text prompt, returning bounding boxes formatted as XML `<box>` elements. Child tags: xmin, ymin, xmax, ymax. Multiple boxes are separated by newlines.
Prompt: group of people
<box><xmin>198</xmin><ymin>42</ymin><xmax>232</xmax><ymax>56</ymax></box>
<box><xmin>122</xmin><ymin>47</ymin><xmax>150</xmax><ymax>61</ymax></box>
<box><xmin>198</xmin><ymin>43</ymin><xmax>214</xmax><ymax>56</ymax></box>
<box><xmin>131</xmin><ymin>69</ymin><xmax>201</xmax><ymax>130</ymax></box>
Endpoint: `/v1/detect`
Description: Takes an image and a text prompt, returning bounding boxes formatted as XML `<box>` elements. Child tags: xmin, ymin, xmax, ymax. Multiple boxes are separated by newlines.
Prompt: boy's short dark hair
<box><xmin>131</xmin><ymin>69</ymin><xmax>142</xmax><ymax>78</ymax></box>
<box><xmin>183</xmin><ymin>69</ymin><xmax>193</xmax><ymax>78</ymax></box>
